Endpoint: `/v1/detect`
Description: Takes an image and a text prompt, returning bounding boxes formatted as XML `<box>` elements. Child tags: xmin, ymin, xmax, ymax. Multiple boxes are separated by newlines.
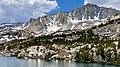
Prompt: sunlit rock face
<box><xmin>23</xmin><ymin>3</ymin><xmax>120</xmax><ymax>34</ymax></box>
<box><xmin>0</xmin><ymin>3</ymin><xmax>120</xmax><ymax>43</ymax></box>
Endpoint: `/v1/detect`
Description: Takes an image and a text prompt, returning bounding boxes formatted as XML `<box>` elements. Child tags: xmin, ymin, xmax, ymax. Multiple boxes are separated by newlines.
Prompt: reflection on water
<box><xmin>0</xmin><ymin>57</ymin><xmax>119</xmax><ymax>67</ymax></box>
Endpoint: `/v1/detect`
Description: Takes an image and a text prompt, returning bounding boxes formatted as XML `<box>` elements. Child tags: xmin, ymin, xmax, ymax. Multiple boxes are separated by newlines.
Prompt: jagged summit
<box><xmin>23</xmin><ymin>3</ymin><xmax>120</xmax><ymax>33</ymax></box>
<box><xmin>84</xmin><ymin>3</ymin><xmax>95</xmax><ymax>6</ymax></box>
<box><xmin>0</xmin><ymin>3</ymin><xmax>120</xmax><ymax>43</ymax></box>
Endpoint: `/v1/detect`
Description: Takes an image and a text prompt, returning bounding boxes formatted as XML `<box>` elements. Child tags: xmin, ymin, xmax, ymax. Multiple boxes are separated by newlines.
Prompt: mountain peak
<box><xmin>86</xmin><ymin>3</ymin><xmax>92</xmax><ymax>6</ymax></box>
<box><xmin>0</xmin><ymin>3</ymin><xmax>120</xmax><ymax>43</ymax></box>
<box><xmin>56</xmin><ymin>11</ymin><xmax>64</xmax><ymax>15</ymax></box>
<box><xmin>23</xmin><ymin>3</ymin><xmax>120</xmax><ymax>34</ymax></box>
<box><xmin>84</xmin><ymin>3</ymin><xmax>97</xmax><ymax>7</ymax></box>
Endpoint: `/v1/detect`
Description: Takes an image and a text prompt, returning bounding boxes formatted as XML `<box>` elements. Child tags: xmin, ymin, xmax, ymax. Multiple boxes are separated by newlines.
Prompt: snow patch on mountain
<box><xmin>47</xmin><ymin>25</ymin><xmax>61</xmax><ymax>32</ymax></box>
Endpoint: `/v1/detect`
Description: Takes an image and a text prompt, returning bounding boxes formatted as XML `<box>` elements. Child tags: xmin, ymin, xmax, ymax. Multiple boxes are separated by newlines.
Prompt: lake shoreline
<box><xmin>1</xmin><ymin>43</ymin><xmax>120</xmax><ymax>66</ymax></box>
<box><xmin>0</xmin><ymin>57</ymin><xmax>120</xmax><ymax>67</ymax></box>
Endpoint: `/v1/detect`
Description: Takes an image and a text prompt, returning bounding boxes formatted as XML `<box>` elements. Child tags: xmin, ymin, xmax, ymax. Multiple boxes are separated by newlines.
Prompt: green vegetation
<box><xmin>1</xmin><ymin>21</ymin><xmax>120</xmax><ymax>65</ymax></box>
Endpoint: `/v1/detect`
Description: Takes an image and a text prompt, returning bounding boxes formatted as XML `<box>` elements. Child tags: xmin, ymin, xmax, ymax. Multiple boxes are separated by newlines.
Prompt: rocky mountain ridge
<box><xmin>0</xmin><ymin>3</ymin><xmax>120</xmax><ymax>43</ymax></box>
<box><xmin>23</xmin><ymin>3</ymin><xmax>120</xmax><ymax>34</ymax></box>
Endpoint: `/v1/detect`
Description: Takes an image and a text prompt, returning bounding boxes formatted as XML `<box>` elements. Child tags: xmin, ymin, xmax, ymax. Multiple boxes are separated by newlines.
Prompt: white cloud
<box><xmin>84</xmin><ymin>0</ymin><xmax>120</xmax><ymax>10</ymax></box>
<box><xmin>0</xmin><ymin>0</ymin><xmax>58</xmax><ymax>23</ymax></box>
<box><xmin>0</xmin><ymin>9</ymin><xmax>4</xmax><ymax>16</ymax></box>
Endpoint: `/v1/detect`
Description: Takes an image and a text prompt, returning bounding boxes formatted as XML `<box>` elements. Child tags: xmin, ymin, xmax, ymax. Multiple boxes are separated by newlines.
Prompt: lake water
<box><xmin>0</xmin><ymin>57</ymin><xmax>119</xmax><ymax>67</ymax></box>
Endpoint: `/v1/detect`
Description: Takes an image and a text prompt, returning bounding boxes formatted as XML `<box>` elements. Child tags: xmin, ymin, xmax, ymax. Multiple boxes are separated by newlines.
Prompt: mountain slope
<box><xmin>0</xmin><ymin>3</ymin><xmax>120</xmax><ymax>43</ymax></box>
<box><xmin>23</xmin><ymin>3</ymin><xmax>120</xmax><ymax>35</ymax></box>
<box><xmin>2</xmin><ymin>13</ymin><xmax>120</xmax><ymax>65</ymax></box>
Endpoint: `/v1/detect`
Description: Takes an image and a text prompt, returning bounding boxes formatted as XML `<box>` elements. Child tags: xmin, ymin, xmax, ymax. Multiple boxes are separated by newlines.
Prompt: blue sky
<box><xmin>49</xmin><ymin>0</ymin><xmax>84</xmax><ymax>14</ymax></box>
<box><xmin>0</xmin><ymin>0</ymin><xmax>84</xmax><ymax>23</ymax></box>
<box><xmin>0</xmin><ymin>0</ymin><xmax>120</xmax><ymax>23</ymax></box>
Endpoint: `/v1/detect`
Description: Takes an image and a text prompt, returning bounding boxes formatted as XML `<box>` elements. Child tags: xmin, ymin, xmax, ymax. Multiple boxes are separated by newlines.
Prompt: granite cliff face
<box><xmin>23</xmin><ymin>3</ymin><xmax>120</xmax><ymax>35</ymax></box>
<box><xmin>0</xmin><ymin>3</ymin><xmax>120</xmax><ymax>43</ymax></box>
<box><xmin>93</xmin><ymin>13</ymin><xmax>120</xmax><ymax>39</ymax></box>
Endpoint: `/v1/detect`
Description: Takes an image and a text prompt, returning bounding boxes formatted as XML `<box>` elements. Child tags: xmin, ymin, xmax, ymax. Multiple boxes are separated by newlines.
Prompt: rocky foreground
<box><xmin>1</xmin><ymin>40</ymin><xmax>120</xmax><ymax>66</ymax></box>
<box><xmin>0</xmin><ymin>44</ymin><xmax>80</xmax><ymax>61</ymax></box>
